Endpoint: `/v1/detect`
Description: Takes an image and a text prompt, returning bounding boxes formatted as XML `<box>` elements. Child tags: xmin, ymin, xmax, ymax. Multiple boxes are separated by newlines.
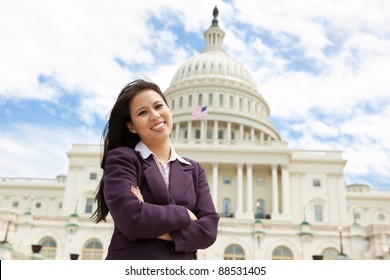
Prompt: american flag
<box><xmin>192</xmin><ymin>106</ymin><xmax>208</xmax><ymax>120</ymax></box>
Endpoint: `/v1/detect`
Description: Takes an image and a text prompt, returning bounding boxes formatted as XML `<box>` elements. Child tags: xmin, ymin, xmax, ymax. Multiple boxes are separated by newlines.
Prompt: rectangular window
<box><xmin>314</xmin><ymin>205</ymin><xmax>323</xmax><ymax>222</ymax></box>
<box><xmin>313</xmin><ymin>179</ymin><xmax>321</xmax><ymax>187</ymax></box>
<box><xmin>12</xmin><ymin>201</ymin><xmax>19</xmax><ymax>207</ymax></box>
<box><xmin>256</xmin><ymin>178</ymin><xmax>265</xmax><ymax>186</ymax></box>
<box><xmin>89</xmin><ymin>172</ymin><xmax>97</xmax><ymax>180</ymax></box>
<box><xmin>85</xmin><ymin>198</ymin><xmax>94</xmax><ymax>214</ymax></box>
<box><xmin>223</xmin><ymin>176</ymin><xmax>232</xmax><ymax>185</ymax></box>
<box><xmin>58</xmin><ymin>202</ymin><xmax>63</xmax><ymax>209</ymax></box>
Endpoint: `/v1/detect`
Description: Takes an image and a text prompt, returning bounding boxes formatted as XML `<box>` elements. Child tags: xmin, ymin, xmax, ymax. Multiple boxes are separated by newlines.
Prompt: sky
<box><xmin>0</xmin><ymin>0</ymin><xmax>389</xmax><ymax>189</ymax></box>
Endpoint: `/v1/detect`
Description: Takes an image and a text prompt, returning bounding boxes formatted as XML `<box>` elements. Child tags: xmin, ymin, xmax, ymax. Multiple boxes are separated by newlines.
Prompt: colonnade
<box><xmin>211</xmin><ymin>163</ymin><xmax>291</xmax><ymax>220</ymax></box>
<box><xmin>174</xmin><ymin>120</ymin><xmax>273</xmax><ymax>143</ymax></box>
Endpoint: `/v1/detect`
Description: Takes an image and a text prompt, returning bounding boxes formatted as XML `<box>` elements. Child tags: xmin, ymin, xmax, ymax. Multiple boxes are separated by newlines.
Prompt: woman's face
<box><xmin>127</xmin><ymin>89</ymin><xmax>172</xmax><ymax>146</ymax></box>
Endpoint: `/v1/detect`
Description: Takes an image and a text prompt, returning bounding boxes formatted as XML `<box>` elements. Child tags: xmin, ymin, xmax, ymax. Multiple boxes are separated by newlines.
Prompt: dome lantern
<box><xmin>203</xmin><ymin>6</ymin><xmax>225</xmax><ymax>52</ymax></box>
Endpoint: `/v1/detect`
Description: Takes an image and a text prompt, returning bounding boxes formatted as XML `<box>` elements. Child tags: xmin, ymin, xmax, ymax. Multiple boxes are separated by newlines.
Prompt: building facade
<box><xmin>1</xmin><ymin>9</ymin><xmax>390</xmax><ymax>260</ymax></box>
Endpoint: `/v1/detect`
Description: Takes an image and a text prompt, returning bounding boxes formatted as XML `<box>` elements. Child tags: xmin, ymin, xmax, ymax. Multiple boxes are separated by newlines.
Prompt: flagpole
<box><xmin>204</xmin><ymin>112</ymin><xmax>208</xmax><ymax>143</ymax></box>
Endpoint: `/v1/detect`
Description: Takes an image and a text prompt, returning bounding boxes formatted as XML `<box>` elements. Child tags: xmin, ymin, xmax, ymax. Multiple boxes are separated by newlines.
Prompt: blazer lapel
<box><xmin>142</xmin><ymin>156</ymin><xmax>170</xmax><ymax>205</ymax></box>
<box><xmin>168</xmin><ymin>160</ymin><xmax>193</xmax><ymax>204</ymax></box>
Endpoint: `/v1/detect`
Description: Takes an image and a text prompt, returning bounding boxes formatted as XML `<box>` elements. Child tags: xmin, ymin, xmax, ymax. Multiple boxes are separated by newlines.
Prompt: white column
<box><xmin>236</xmin><ymin>163</ymin><xmax>243</xmax><ymax>216</ymax></box>
<box><xmin>212</xmin><ymin>163</ymin><xmax>219</xmax><ymax>211</ymax></box>
<box><xmin>246</xmin><ymin>164</ymin><xmax>253</xmax><ymax>216</ymax></box>
<box><xmin>200</xmin><ymin>120</ymin><xmax>205</xmax><ymax>140</ymax></box>
<box><xmin>213</xmin><ymin>121</ymin><xmax>218</xmax><ymax>144</ymax></box>
<box><xmin>281</xmin><ymin>165</ymin><xmax>290</xmax><ymax>217</ymax></box>
<box><xmin>187</xmin><ymin>121</ymin><xmax>193</xmax><ymax>144</ymax></box>
<box><xmin>260</xmin><ymin>131</ymin><xmax>264</xmax><ymax>142</ymax></box>
<box><xmin>227</xmin><ymin>122</ymin><xmax>232</xmax><ymax>143</ymax></box>
<box><xmin>239</xmin><ymin>124</ymin><xmax>244</xmax><ymax>140</ymax></box>
<box><xmin>175</xmin><ymin>123</ymin><xmax>180</xmax><ymax>139</ymax></box>
<box><xmin>271</xmin><ymin>164</ymin><xmax>279</xmax><ymax>217</ymax></box>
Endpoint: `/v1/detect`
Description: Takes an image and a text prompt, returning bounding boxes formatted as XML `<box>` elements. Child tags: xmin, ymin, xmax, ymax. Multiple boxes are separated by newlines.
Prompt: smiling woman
<box><xmin>91</xmin><ymin>79</ymin><xmax>219</xmax><ymax>260</ymax></box>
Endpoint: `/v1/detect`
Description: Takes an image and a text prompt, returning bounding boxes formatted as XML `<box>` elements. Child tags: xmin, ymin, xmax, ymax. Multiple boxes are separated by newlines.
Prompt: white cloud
<box><xmin>0</xmin><ymin>0</ymin><xmax>389</xmax><ymax>188</ymax></box>
<box><xmin>0</xmin><ymin>123</ymin><xmax>100</xmax><ymax>178</ymax></box>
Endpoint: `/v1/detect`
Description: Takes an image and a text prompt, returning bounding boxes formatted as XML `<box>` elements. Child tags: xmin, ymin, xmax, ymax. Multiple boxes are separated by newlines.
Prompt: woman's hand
<box><xmin>130</xmin><ymin>186</ymin><xmax>197</xmax><ymax>241</ymax></box>
<box><xmin>187</xmin><ymin>209</ymin><xmax>198</xmax><ymax>221</ymax></box>
<box><xmin>130</xmin><ymin>186</ymin><xmax>144</xmax><ymax>203</ymax></box>
<box><xmin>158</xmin><ymin>233</ymin><xmax>172</xmax><ymax>241</ymax></box>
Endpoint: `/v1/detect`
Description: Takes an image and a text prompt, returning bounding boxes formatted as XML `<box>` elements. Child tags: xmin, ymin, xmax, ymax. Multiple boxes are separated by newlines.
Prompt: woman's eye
<box><xmin>156</xmin><ymin>104</ymin><xmax>163</xmax><ymax>109</ymax></box>
<box><xmin>137</xmin><ymin>111</ymin><xmax>147</xmax><ymax>116</ymax></box>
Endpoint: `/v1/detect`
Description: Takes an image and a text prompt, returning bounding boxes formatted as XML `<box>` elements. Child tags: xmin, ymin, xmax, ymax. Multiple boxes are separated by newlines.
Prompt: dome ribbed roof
<box><xmin>169</xmin><ymin>9</ymin><xmax>257</xmax><ymax>90</ymax></box>
<box><xmin>170</xmin><ymin>50</ymin><xmax>258</xmax><ymax>89</ymax></box>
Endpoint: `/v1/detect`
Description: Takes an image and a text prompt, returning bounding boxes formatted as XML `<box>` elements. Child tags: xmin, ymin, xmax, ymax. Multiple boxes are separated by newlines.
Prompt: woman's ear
<box><xmin>126</xmin><ymin>122</ymin><xmax>137</xmax><ymax>134</ymax></box>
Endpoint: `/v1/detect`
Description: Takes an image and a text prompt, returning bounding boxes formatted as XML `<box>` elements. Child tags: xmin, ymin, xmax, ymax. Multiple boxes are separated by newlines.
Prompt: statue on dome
<box><xmin>212</xmin><ymin>6</ymin><xmax>219</xmax><ymax>26</ymax></box>
<box><xmin>213</xmin><ymin>6</ymin><xmax>219</xmax><ymax>19</ymax></box>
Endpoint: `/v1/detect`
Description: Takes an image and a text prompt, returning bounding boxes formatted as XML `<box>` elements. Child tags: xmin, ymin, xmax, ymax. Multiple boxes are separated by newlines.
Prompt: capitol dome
<box><xmin>164</xmin><ymin>7</ymin><xmax>282</xmax><ymax>146</ymax></box>
<box><xmin>169</xmin><ymin>22</ymin><xmax>258</xmax><ymax>91</ymax></box>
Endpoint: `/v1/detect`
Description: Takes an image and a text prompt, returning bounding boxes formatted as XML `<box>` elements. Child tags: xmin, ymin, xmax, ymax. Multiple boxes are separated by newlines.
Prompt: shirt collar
<box><xmin>135</xmin><ymin>141</ymin><xmax>191</xmax><ymax>165</ymax></box>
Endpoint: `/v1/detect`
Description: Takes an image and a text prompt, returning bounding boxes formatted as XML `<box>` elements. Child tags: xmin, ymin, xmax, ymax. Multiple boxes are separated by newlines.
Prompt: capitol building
<box><xmin>1</xmin><ymin>8</ymin><xmax>389</xmax><ymax>260</ymax></box>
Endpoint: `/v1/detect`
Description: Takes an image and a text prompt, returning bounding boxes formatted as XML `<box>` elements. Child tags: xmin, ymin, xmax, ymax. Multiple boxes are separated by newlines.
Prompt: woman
<box><xmin>91</xmin><ymin>79</ymin><xmax>219</xmax><ymax>260</ymax></box>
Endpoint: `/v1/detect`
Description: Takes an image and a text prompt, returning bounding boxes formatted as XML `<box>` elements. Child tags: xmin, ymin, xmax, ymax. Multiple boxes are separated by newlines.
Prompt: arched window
<box><xmin>218</xmin><ymin>129</ymin><xmax>224</xmax><ymax>140</ymax></box>
<box><xmin>222</xmin><ymin>198</ymin><xmax>232</xmax><ymax>217</ymax></box>
<box><xmin>179</xmin><ymin>96</ymin><xmax>183</xmax><ymax>108</ymax></box>
<box><xmin>208</xmin><ymin>93</ymin><xmax>213</xmax><ymax>106</ymax></box>
<box><xmin>198</xmin><ymin>94</ymin><xmax>203</xmax><ymax>106</ymax></box>
<box><xmin>81</xmin><ymin>239</ymin><xmax>103</xmax><ymax>260</ymax></box>
<box><xmin>229</xmin><ymin>96</ymin><xmax>233</xmax><ymax>108</ymax></box>
<box><xmin>219</xmin><ymin>94</ymin><xmax>224</xmax><ymax>106</ymax></box>
<box><xmin>272</xmin><ymin>246</ymin><xmax>293</xmax><ymax>260</ymax></box>
<box><xmin>188</xmin><ymin>95</ymin><xmax>193</xmax><ymax>107</ymax></box>
<box><xmin>255</xmin><ymin>199</ymin><xmax>265</xmax><ymax>219</ymax></box>
<box><xmin>171</xmin><ymin>99</ymin><xmax>175</xmax><ymax>110</ymax></box>
<box><xmin>224</xmin><ymin>244</ymin><xmax>245</xmax><ymax>260</ymax></box>
<box><xmin>39</xmin><ymin>237</ymin><xmax>57</xmax><ymax>260</ymax></box>
<box><xmin>322</xmin><ymin>248</ymin><xmax>339</xmax><ymax>260</ymax></box>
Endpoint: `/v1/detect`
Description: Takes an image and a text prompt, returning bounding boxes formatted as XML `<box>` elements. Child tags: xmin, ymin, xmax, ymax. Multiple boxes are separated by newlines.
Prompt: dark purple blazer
<box><xmin>103</xmin><ymin>147</ymin><xmax>219</xmax><ymax>260</ymax></box>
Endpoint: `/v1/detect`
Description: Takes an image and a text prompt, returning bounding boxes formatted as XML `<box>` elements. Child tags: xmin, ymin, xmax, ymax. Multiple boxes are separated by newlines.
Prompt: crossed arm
<box><xmin>104</xmin><ymin>147</ymin><xmax>219</xmax><ymax>252</ymax></box>
<box><xmin>130</xmin><ymin>185</ymin><xmax>198</xmax><ymax>241</ymax></box>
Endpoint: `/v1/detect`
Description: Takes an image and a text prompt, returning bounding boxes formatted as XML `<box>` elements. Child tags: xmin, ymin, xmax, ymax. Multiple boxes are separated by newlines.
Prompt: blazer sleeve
<box><xmin>103</xmin><ymin>147</ymin><xmax>191</xmax><ymax>240</ymax></box>
<box><xmin>170</xmin><ymin>160</ymin><xmax>219</xmax><ymax>252</ymax></box>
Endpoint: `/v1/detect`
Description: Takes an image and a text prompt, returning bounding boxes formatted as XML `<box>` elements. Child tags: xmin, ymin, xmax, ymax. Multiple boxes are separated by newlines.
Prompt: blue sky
<box><xmin>0</xmin><ymin>0</ymin><xmax>389</xmax><ymax>189</ymax></box>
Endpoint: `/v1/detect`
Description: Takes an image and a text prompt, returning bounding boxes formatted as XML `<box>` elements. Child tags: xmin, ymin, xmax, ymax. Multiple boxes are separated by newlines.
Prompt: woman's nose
<box><xmin>150</xmin><ymin>109</ymin><xmax>160</xmax><ymax>120</ymax></box>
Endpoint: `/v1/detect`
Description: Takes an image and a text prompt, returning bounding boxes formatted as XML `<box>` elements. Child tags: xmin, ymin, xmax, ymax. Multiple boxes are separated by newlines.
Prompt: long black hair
<box><xmin>91</xmin><ymin>79</ymin><xmax>168</xmax><ymax>223</ymax></box>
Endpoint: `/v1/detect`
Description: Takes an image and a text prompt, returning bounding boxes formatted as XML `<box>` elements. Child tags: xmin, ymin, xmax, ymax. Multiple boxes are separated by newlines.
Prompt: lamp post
<box><xmin>0</xmin><ymin>221</ymin><xmax>13</xmax><ymax>259</ymax></box>
<box><xmin>336</xmin><ymin>226</ymin><xmax>349</xmax><ymax>259</ymax></box>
